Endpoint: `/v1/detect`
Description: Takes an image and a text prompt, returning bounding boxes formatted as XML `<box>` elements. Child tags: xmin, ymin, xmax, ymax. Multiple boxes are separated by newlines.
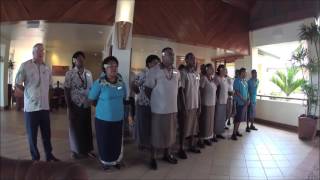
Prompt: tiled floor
<box><xmin>1</xmin><ymin>109</ymin><xmax>319</xmax><ymax>180</ymax></box>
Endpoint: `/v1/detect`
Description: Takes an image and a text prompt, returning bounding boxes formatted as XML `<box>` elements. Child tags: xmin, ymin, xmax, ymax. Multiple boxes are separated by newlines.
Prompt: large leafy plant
<box><xmin>291</xmin><ymin>20</ymin><xmax>320</xmax><ymax>119</ymax></box>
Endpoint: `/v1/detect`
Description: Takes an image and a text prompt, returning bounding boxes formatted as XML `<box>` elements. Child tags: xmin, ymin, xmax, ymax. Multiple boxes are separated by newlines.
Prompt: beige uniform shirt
<box><xmin>144</xmin><ymin>64</ymin><xmax>180</xmax><ymax>114</ymax></box>
<box><xmin>215</xmin><ymin>76</ymin><xmax>229</xmax><ymax>104</ymax></box>
<box><xmin>200</xmin><ymin>76</ymin><xmax>217</xmax><ymax>106</ymax></box>
<box><xmin>180</xmin><ymin>69</ymin><xmax>200</xmax><ymax>110</ymax></box>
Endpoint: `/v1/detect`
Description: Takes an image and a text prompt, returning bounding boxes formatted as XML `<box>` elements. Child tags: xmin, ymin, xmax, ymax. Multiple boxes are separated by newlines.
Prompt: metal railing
<box><xmin>257</xmin><ymin>94</ymin><xmax>307</xmax><ymax>102</ymax></box>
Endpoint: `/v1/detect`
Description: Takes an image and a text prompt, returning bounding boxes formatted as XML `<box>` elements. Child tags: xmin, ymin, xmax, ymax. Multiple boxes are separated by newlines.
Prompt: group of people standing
<box><xmin>133</xmin><ymin>47</ymin><xmax>259</xmax><ymax>170</ymax></box>
<box><xmin>15</xmin><ymin>43</ymin><xmax>259</xmax><ymax>172</ymax></box>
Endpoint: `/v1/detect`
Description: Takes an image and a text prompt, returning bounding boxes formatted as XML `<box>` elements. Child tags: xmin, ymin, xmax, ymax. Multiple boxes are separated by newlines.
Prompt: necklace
<box><xmin>163</xmin><ymin>67</ymin><xmax>173</xmax><ymax>80</ymax></box>
<box><xmin>77</xmin><ymin>70</ymin><xmax>87</xmax><ymax>89</ymax></box>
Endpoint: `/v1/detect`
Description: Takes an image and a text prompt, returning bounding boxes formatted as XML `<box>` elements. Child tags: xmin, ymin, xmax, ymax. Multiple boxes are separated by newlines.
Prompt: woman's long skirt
<box><xmin>199</xmin><ymin>105</ymin><xmax>215</xmax><ymax>139</ymax></box>
<box><xmin>214</xmin><ymin>104</ymin><xmax>227</xmax><ymax>135</ymax></box>
<box><xmin>183</xmin><ymin>109</ymin><xmax>198</xmax><ymax>138</ymax></box>
<box><xmin>226</xmin><ymin>96</ymin><xmax>234</xmax><ymax>119</ymax></box>
<box><xmin>135</xmin><ymin>104</ymin><xmax>151</xmax><ymax>147</ymax></box>
<box><xmin>95</xmin><ymin>118</ymin><xmax>123</xmax><ymax>165</ymax></box>
<box><xmin>151</xmin><ymin>113</ymin><xmax>177</xmax><ymax>149</ymax></box>
<box><xmin>68</xmin><ymin>104</ymin><xmax>93</xmax><ymax>154</ymax></box>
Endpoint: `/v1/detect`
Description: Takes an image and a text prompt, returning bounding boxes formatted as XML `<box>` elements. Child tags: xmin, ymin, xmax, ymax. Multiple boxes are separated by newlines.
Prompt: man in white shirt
<box><xmin>144</xmin><ymin>47</ymin><xmax>180</xmax><ymax>170</ymax></box>
<box><xmin>15</xmin><ymin>43</ymin><xmax>59</xmax><ymax>162</ymax></box>
<box><xmin>178</xmin><ymin>53</ymin><xmax>201</xmax><ymax>159</ymax></box>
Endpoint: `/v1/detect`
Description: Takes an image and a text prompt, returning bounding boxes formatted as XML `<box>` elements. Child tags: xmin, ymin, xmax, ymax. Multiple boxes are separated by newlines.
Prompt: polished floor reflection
<box><xmin>1</xmin><ymin>109</ymin><xmax>319</xmax><ymax>180</ymax></box>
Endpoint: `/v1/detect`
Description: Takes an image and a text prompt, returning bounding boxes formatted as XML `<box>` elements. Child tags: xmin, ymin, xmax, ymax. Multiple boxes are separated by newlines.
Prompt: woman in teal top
<box><xmin>231</xmin><ymin>67</ymin><xmax>249</xmax><ymax>141</ymax></box>
<box><xmin>88</xmin><ymin>56</ymin><xmax>126</xmax><ymax>170</ymax></box>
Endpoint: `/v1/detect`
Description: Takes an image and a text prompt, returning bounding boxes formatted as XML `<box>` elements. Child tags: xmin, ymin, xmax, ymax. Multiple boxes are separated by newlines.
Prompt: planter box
<box><xmin>298</xmin><ymin>116</ymin><xmax>318</xmax><ymax>140</ymax></box>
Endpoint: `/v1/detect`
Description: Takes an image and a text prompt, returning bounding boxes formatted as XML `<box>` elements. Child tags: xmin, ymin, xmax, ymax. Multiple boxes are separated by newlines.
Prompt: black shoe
<box><xmin>115</xmin><ymin>163</ymin><xmax>122</xmax><ymax>169</ymax></box>
<box><xmin>101</xmin><ymin>164</ymin><xmax>112</xmax><ymax>171</ymax></box>
<box><xmin>236</xmin><ymin>132</ymin><xmax>243</xmax><ymax>137</ymax></box>
<box><xmin>216</xmin><ymin>135</ymin><xmax>225</xmax><ymax>139</ymax></box>
<box><xmin>189</xmin><ymin>146</ymin><xmax>201</xmax><ymax>153</ymax></box>
<box><xmin>224</xmin><ymin>126</ymin><xmax>229</xmax><ymax>130</ymax></box>
<box><xmin>162</xmin><ymin>154</ymin><xmax>178</xmax><ymax>164</ymax></box>
<box><xmin>177</xmin><ymin>149</ymin><xmax>188</xmax><ymax>159</ymax></box>
<box><xmin>198</xmin><ymin>141</ymin><xmax>205</xmax><ymax>148</ymax></box>
<box><xmin>150</xmin><ymin>158</ymin><xmax>158</xmax><ymax>170</ymax></box>
<box><xmin>72</xmin><ymin>152</ymin><xmax>86</xmax><ymax>159</ymax></box>
<box><xmin>47</xmin><ymin>155</ymin><xmax>60</xmax><ymax>162</ymax></box>
<box><xmin>231</xmin><ymin>134</ymin><xmax>238</xmax><ymax>141</ymax></box>
<box><xmin>204</xmin><ymin>140</ymin><xmax>212</xmax><ymax>146</ymax></box>
<box><xmin>250</xmin><ymin>125</ymin><xmax>258</xmax><ymax>130</ymax></box>
<box><xmin>246</xmin><ymin>127</ymin><xmax>251</xmax><ymax>132</ymax></box>
<box><xmin>211</xmin><ymin>137</ymin><xmax>218</xmax><ymax>142</ymax></box>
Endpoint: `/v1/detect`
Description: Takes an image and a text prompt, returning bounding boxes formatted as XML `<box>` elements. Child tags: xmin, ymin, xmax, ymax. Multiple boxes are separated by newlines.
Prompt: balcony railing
<box><xmin>257</xmin><ymin>94</ymin><xmax>307</xmax><ymax>103</ymax></box>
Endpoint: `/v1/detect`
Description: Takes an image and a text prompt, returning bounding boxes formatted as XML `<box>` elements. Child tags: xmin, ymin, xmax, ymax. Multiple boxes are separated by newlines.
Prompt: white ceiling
<box><xmin>0</xmin><ymin>21</ymin><xmax>112</xmax><ymax>54</ymax></box>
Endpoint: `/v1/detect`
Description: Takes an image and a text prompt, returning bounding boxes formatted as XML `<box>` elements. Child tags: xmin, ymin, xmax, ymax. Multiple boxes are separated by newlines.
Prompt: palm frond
<box><xmin>270</xmin><ymin>67</ymin><xmax>305</xmax><ymax>97</ymax></box>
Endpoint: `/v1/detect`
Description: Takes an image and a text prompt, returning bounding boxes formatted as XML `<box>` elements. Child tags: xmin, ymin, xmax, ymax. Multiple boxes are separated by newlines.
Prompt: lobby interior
<box><xmin>0</xmin><ymin>0</ymin><xmax>319</xmax><ymax>180</ymax></box>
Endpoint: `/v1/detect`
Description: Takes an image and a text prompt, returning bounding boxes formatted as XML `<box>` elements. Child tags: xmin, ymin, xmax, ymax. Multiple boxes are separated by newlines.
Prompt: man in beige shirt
<box><xmin>15</xmin><ymin>43</ymin><xmax>59</xmax><ymax>162</ymax></box>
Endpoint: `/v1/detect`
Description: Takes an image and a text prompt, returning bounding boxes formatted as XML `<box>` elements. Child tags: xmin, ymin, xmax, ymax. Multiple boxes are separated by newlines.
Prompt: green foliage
<box><xmin>291</xmin><ymin>21</ymin><xmax>320</xmax><ymax>118</ymax></box>
<box><xmin>271</xmin><ymin>67</ymin><xmax>306</xmax><ymax>97</ymax></box>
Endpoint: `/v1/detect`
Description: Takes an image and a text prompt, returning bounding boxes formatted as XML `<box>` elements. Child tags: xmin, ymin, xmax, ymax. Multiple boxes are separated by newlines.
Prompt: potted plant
<box><xmin>291</xmin><ymin>19</ymin><xmax>320</xmax><ymax>140</ymax></box>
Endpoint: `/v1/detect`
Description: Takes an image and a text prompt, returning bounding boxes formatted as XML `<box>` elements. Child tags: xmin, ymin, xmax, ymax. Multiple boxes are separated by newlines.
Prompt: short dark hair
<box><xmin>251</xmin><ymin>69</ymin><xmax>257</xmax><ymax>73</ymax></box>
<box><xmin>217</xmin><ymin>64</ymin><xmax>225</xmax><ymax>75</ymax></box>
<box><xmin>72</xmin><ymin>51</ymin><xmax>85</xmax><ymax>68</ymax></box>
<box><xmin>102</xmin><ymin>56</ymin><xmax>119</xmax><ymax>73</ymax></box>
<box><xmin>184</xmin><ymin>52</ymin><xmax>194</xmax><ymax>61</ymax></box>
<box><xmin>162</xmin><ymin>47</ymin><xmax>172</xmax><ymax>53</ymax></box>
<box><xmin>178</xmin><ymin>64</ymin><xmax>186</xmax><ymax>71</ymax></box>
<box><xmin>146</xmin><ymin>55</ymin><xmax>160</xmax><ymax>68</ymax></box>
<box><xmin>240</xmin><ymin>67</ymin><xmax>246</xmax><ymax>74</ymax></box>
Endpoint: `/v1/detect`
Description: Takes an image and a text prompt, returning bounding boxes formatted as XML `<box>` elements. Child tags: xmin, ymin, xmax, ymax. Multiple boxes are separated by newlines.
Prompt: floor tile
<box><xmin>261</xmin><ymin>160</ymin><xmax>278</xmax><ymax>168</ymax></box>
<box><xmin>264</xmin><ymin>168</ymin><xmax>283</xmax><ymax>178</ymax></box>
<box><xmin>247</xmin><ymin>168</ymin><xmax>266</xmax><ymax>178</ymax></box>
<box><xmin>246</xmin><ymin>160</ymin><xmax>262</xmax><ymax>168</ymax></box>
<box><xmin>1</xmin><ymin>109</ymin><xmax>318</xmax><ymax>180</ymax></box>
<box><xmin>229</xmin><ymin>167</ymin><xmax>248</xmax><ymax>177</ymax></box>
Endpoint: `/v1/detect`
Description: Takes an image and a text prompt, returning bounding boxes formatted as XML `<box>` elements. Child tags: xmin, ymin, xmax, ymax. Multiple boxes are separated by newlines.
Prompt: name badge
<box><xmin>173</xmin><ymin>71</ymin><xmax>178</xmax><ymax>74</ymax></box>
<box><xmin>117</xmin><ymin>86</ymin><xmax>122</xmax><ymax>90</ymax></box>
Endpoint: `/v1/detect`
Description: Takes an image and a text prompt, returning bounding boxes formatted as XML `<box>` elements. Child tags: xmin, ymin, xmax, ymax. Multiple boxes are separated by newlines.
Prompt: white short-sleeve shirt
<box><xmin>227</xmin><ymin>77</ymin><xmax>233</xmax><ymax>92</ymax></box>
<box><xmin>144</xmin><ymin>64</ymin><xmax>180</xmax><ymax>114</ymax></box>
<box><xmin>180</xmin><ymin>69</ymin><xmax>200</xmax><ymax>110</ymax></box>
<box><xmin>215</xmin><ymin>76</ymin><xmax>229</xmax><ymax>104</ymax></box>
<box><xmin>15</xmin><ymin>59</ymin><xmax>52</xmax><ymax>112</ymax></box>
<box><xmin>200</xmin><ymin>76</ymin><xmax>217</xmax><ymax>106</ymax></box>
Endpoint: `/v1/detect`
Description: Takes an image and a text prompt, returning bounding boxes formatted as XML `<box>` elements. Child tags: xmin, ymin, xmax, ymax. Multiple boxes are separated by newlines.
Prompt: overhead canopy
<box><xmin>1</xmin><ymin>0</ymin><xmax>318</xmax><ymax>55</ymax></box>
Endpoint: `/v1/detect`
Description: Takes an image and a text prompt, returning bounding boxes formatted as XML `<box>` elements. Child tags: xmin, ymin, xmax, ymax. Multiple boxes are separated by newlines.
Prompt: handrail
<box><xmin>257</xmin><ymin>94</ymin><xmax>307</xmax><ymax>101</ymax></box>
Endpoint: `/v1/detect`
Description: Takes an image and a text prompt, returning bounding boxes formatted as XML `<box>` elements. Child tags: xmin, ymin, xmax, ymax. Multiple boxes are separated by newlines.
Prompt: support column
<box><xmin>0</xmin><ymin>40</ymin><xmax>10</xmax><ymax>108</ymax></box>
<box><xmin>104</xmin><ymin>0</ymin><xmax>135</xmax><ymax>98</ymax></box>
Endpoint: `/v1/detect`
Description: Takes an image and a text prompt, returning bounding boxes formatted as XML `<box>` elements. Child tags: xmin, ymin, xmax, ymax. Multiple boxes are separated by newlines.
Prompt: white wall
<box><xmin>235</xmin><ymin>55</ymin><xmax>252</xmax><ymax>73</ymax></box>
<box><xmin>256</xmin><ymin>99</ymin><xmax>306</xmax><ymax>127</ymax></box>
<box><xmin>251</xmin><ymin>18</ymin><xmax>315</xmax><ymax>47</ymax></box>
<box><xmin>131</xmin><ymin>36</ymin><xmax>218</xmax><ymax>71</ymax></box>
